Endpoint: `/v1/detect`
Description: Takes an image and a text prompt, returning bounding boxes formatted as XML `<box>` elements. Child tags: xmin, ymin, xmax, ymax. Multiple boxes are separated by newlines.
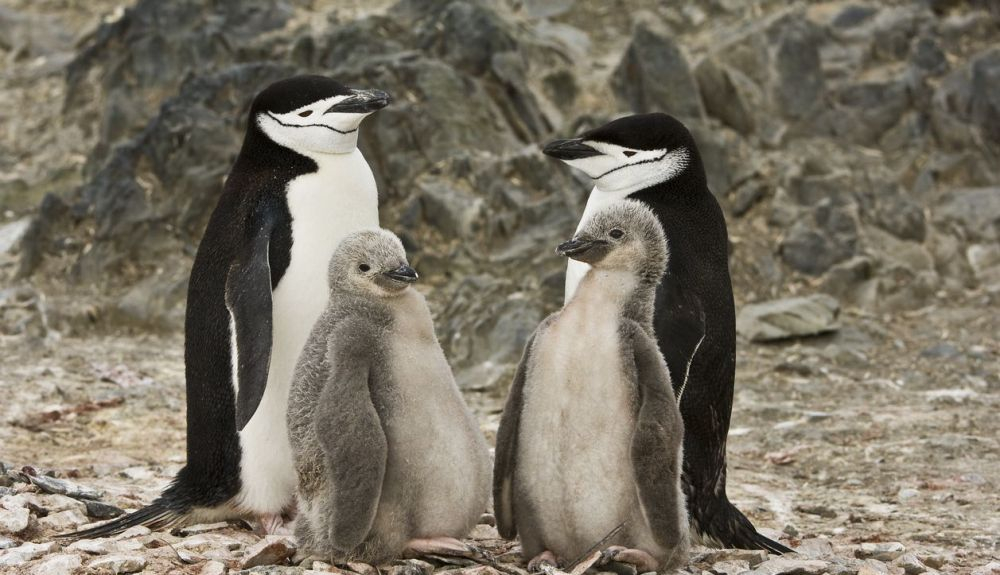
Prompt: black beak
<box><xmin>542</xmin><ymin>138</ymin><xmax>601</xmax><ymax>160</ymax></box>
<box><xmin>556</xmin><ymin>237</ymin><xmax>605</xmax><ymax>258</ymax></box>
<box><xmin>325</xmin><ymin>88</ymin><xmax>392</xmax><ymax>114</ymax></box>
<box><xmin>383</xmin><ymin>265</ymin><xmax>418</xmax><ymax>283</ymax></box>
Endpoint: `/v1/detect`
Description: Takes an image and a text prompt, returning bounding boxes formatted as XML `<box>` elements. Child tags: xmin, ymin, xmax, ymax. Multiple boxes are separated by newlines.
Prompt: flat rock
<box><xmin>856</xmin><ymin>542</ymin><xmax>906</xmax><ymax>561</ymax></box>
<box><xmin>894</xmin><ymin>553</ymin><xmax>930</xmax><ymax>574</ymax></box>
<box><xmin>924</xmin><ymin>388</ymin><xmax>979</xmax><ymax>404</ymax></box>
<box><xmin>0</xmin><ymin>505</ymin><xmax>30</xmax><ymax>534</ymax></box>
<box><xmin>37</xmin><ymin>509</ymin><xmax>89</xmax><ymax>531</ymax></box>
<box><xmin>178</xmin><ymin>521</ymin><xmax>230</xmax><ymax>535</ymax></box>
<box><xmin>0</xmin><ymin>541</ymin><xmax>61</xmax><ymax>566</ymax></box>
<box><xmin>30</xmin><ymin>553</ymin><xmax>83</xmax><ymax>575</ymax></box>
<box><xmin>87</xmin><ymin>553</ymin><xmax>147</xmax><ymax>574</ymax></box>
<box><xmin>710</xmin><ymin>559</ymin><xmax>751</xmax><ymax>574</ymax></box>
<box><xmin>971</xmin><ymin>562</ymin><xmax>1000</xmax><ymax>575</ymax></box>
<box><xmin>737</xmin><ymin>294</ymin><xmax>840</xmax><ymax>342</ymax></box>
<box><xmin>241</xmin><ymin>535</ymin><xmax>296</xmax><ymax>569</ymax></box>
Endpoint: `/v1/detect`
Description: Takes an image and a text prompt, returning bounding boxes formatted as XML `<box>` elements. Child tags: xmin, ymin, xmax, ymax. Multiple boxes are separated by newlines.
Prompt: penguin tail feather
<box><xmin>750</xmin><ymin>530</ymin><xmax>793</xmax><ymax>555</ymax></box>
<box><xmin>53</xmin><ymin>501</ymin><xmax>185</xmax><ymax>540</ymax></box>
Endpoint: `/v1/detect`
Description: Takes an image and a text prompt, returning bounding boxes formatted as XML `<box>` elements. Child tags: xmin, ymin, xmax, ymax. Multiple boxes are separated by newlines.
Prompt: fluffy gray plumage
<box><xmin>494</xmin><ymin>200</ymin><xmax>690</xmax><ymax>571</ymax></box>
<box><xmin>288</xmin><ymin>228</ymin><xmax>491</xmax><ymax>564</ymax></box>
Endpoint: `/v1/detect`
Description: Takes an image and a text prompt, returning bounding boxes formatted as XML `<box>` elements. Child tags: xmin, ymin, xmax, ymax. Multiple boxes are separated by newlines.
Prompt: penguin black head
<box><xmin>543</xmin><ymin>113</ymin><xmax>698</xmax><ymax>193</ymax></box>
<box><xmin>252</xmin><ymin>75</ymin><xmax>391</xmax><ymax>155</ymax></box>
<box><xmin>329</xmin><ymin>229</ymin><xmax>418</xmax><ymax>296</ymax></box>
<box><xmin>557</xmin><ymin>200</ymin><xmax>667</xmax><ymax>278</ymax></box>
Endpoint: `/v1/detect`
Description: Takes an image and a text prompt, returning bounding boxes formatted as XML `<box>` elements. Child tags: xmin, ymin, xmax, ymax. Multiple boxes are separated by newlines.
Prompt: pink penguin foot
<box><xmin>527</xmin><ymin>550</ymin><xmax>559</xmax><ymax>573</ymax></box>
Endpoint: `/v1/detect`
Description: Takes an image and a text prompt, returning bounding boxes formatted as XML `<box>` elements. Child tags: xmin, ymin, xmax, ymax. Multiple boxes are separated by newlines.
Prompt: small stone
<box><xmin>26</xmin><ymin>474</ymin><xmax>102</xmax><ymax>500</ymax></box>
<box><xmin>856</xmin><ymin>542</ymin><xmax>906</xmax><ymax>561</ymax></box>
<box><xmin>736</xmin><ymin>294</ymin><xmax>840</xmax><ymax>342</ymax></box>
<box><xmin>924</xmin><ymin>389</ymin><xmax>979</xmax><ymax>404</ymax></box>
<box><xmin>749</xmin><ymin>557</ymin><xmax>830</xmax><ymax>574</ymax></box>
<box><xmin>30</xmin><ymin>553</ymin><xmax>83</xmax><ymax>575</ymax></box>
<box><xmin>699</xmin><ymin>549</ymin><xmax>769</xmax><ymax>567</ymax></box>
<box><xmin>897</xmin><ymin>488</ymin><xmax>920</xmax><ymax>501</ymax></box>
<box><xmin>710</xmin><ymin>559</ymin><xmax>750</xmax><ymax>575</ymax></box>
<box><xmin>37</xmin><ymin>509</ymin><xmax>89</xmax><ymax>531</ymax></box>
<box><xmin>0</xmin><ymin>505</ymin><xmax>30</xmax><ymax>534</ymax></box>
<box><xmin>241</xmin><ymin>535</ymin><xmax>296</xmax><ymax>569</ymax></box>
<box><xmin>919</xmin><ymin>342</ymin><xmax>961</xmax><ymax>359</ymax></box>
<box><xmin>0</xmin><ymin>536</ymin><xmax>15</xmax><ymax>549</ymax></box>
<box><xmin>178</xmin><ymin>522</ymin><xmax>230</xmax><ymax>535</ymax></box>
<box><xmin>0</xmin><ymin>217</ymin><xmax>31</xmax><ymax>254</ymax></box>
<box><xmin>67</xmin><ymin>539</ymin><xmax>113</xmax><ymax>555</ymax></box>
<box><xmin>199</xmin><ymin>560</ymin><xmax>228</xmax><ymax>575</ymax></box>
<box><xmin>347</xmin><ymin>561</ymin><xmax>380</xmax><ymax>575</ymax></box>
<box><xmin>971</xmin><ymin>561</ymin><xmax>1000</xmax><ymax>575</ymax></box>
<box><xmin>87</xmin><ymin>554</ymin><xmax>147</xmax><ymax>574</ymax></box>
<box><xmin>113</xmin><ymin>525</ymin><xmax>151</xmax><ymax>540</ymax></box>
<box><xmin>795</xmin><ymin>504</ymin><xmax>837</xmax><ymax>519</ymax></box>
<box><xmin>794</xmin><ymin>538</ymin><xmax>835</xmax><ymax>558</ymax></box>
<box><xmin>858</xmin><ymin>559</ymin><xmax>892</xmax><ymax>575</ymax></box>
<box><xmin>84</xmin><ymin>500</ymin><xmax>125</xmax><ymax>519</ymax></box>
<box><xmin>894</xmin><ymin>553</ymin><xmax>929</xmax><ymax>574</ymax></box>
<box><xmin>180</xmin><ymin>533</ymin><xmax>243</xmax><ymax>552</ymax></box>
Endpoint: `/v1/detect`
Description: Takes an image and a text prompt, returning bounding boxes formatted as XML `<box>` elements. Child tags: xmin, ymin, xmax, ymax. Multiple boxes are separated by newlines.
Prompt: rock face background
<box><xmin>2</xmin><ymin>0</ymin><xmax>999</xmax><ymax>385</ymax></box>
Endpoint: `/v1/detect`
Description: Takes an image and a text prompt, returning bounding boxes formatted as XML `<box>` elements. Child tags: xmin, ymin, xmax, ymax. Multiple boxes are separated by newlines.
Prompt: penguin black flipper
<box><xmin>317</xmin><ymin>322</ymin><xmax>387</xmax><ymax>550</ymax></box>
<box><xmin>654</xmin><ymin>278</ymin><xmax>707</xmax><ymax>401</ymax></box>
<box><xmin>493</xmin><ymin>328</ymin><xmax>541</xmax><ymax>540</ymax></box>
<box><xmin>226</xmin><ymin>206</ymin><xmax>275</xmax><ymax>431</ymax></box>
<box><xmin>627</xmin><ymin>323</ymin><xmax>687</xmax><ymax>552</ymax></box>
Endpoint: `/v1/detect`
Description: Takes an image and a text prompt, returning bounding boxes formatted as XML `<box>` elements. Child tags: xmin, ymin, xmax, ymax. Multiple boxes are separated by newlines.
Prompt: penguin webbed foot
<box><xmin>597</xmin><ymin>546</ymin><xmax>657</xmax><ymax>574</ymax></box>
<box><xmin>403</xmin><ymin>537</ymin><xmax>492</xmax><ymax>563</ymax></box>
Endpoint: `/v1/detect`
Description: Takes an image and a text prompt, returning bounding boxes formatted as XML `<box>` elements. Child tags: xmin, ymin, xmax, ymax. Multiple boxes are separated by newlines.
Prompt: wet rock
<box><xmin>737</xmin><ymin>294</ymin><xmax>840</xmax><ymax>342</ymax></box>
<box><xmin>612</xmin><ymin>17</ymin><xmax>704</xmax><ymax>118</ymax></box>
<box><xmin>29</xmin><ymin>553</ymin><xmax>83</xmax><ymax>575</ymax></box>
<box><xmin>856</xmin><ymin>542</ymin><xmax>906</xmax><ymax>561</ymax></box>
<box><xmin>747</xmin><ymin>557</ymin><xmax>830</xmax><ymax>575</ymax></box>
<box><xmin>26</xmin><ymin>473</ymin><xmax>102</xmax><ymax>500</ymax></box>
<box><xmin>0</xmin><ymin>505</ymin><xmax>30</xmax><ymax>535</ymax></box>
<box><xmin>84</xmin><ymin>500</ymin><xmax>125</xmax><ymax>520</ymax></box>
<box><xmin>241</xmin><ymin>535</ymin><xmax>296</xmax><ymax>569</ymax></box>
<box><xmin>0</xmin><ymin>541</ymin><xmax>60</xmax><ymax>566</ymax></box>
<box><xmin>87</xmin><ymin>554</ymin><xmax>147</xmax><ymax>574</ymax></box>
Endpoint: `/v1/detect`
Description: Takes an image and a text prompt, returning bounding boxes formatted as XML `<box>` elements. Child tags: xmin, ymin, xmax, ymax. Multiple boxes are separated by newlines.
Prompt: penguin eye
<box><xmin>609</xmin><ymin>229</ymin><xmax>625</xmax><ymax>239</ymax></box>
<box><xmin>623</xmin><ymin>150</ymin><xmax>637</xmax><ymax>157</ymax></box>
<box><xmin>298</xmin><ymin>110</ymin><xmax>313</xmax><ymax>117</ymax></box>
<box><xmin>358</xmin><ymin>264</ymin><xmax>371</xmax><ymax>272</ymax></box>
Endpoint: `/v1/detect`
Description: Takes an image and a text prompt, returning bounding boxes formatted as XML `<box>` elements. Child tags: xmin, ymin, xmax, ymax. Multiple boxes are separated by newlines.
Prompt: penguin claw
<box><xmin>526</xmin><ymin>550</ymin><xmax>558</xmax><ymax>573</ymax></box>
<box><xmin>596</xmin><ymin>547</ymin><xmax>657</xmax><ymax>574</ymax></box>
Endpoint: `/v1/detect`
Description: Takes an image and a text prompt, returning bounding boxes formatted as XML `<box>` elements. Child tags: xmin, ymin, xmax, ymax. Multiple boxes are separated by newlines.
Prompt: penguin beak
<box><xmin>556</xmin><ymin>237</ymin><xmax>609</xmax><ymax>263</ymax></box>
<box><xmin>542</xmin><ymin>138</ymin><xmax>601</xmax><ymax>160</ymax></box>
<box><xmin>383</xmin><ymin>265</ymin><xmax>418</xmax><ymax>284</ymax></box>
<box><xmin>325</xmin><ymin>88</ymin><xmax>392</xmax><ymax>114</ymax></box>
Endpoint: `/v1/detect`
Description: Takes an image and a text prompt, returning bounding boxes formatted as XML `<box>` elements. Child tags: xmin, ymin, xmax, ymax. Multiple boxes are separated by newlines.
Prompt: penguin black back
<box><xmin>544</xmin><ymin>113</ymin><xmax>791</xmax><ymax>554</ymax></box>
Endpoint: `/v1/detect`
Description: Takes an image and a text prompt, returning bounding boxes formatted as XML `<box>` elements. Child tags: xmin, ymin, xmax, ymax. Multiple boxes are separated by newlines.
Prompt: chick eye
<box><xmin>298</xmin><ymin>110</ymin><xmax>313</xmax><ymax>117</ymax></box>
<box><xmin>358</xmin><ymin>264</ymin><xmax>370</xmax><ymax>272</ymax></box>
<box><xmin>623</xmin><ymin>150</ymin><xmax>637</xmax><ymax>157</ymax></box>
<box><xmin>609</xmin><ymin>229</ymin><xmax>624</xmax><ymax>239</ymax></box>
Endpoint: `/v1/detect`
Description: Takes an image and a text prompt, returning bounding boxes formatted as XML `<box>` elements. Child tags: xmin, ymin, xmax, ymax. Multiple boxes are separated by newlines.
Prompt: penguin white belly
<box><xmin>565</xmin><ymin>186</ymin><xmax>637</xmax><ymax>303</ymax></box>
<box><xmin>236</xmin><ymin>150</ymin><xmax>378</xmax><ymax>514</ymax></box>
<box><xmin>518</xmin><ymin>282</ymin><xmax>640</xmax><ymax>557</ymax></box>
<box><xmin>381</xmin><ymin>293</ymin><xmax>490</xmax><ymax>536</ymax></box>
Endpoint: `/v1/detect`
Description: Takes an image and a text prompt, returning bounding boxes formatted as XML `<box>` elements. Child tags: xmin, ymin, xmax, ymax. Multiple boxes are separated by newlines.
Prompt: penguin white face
<box><xmin>557</xmin><ymin>200</ymin><xmax>667</xmax><ymax>275</ymax></box>
<box><xmin>257</xmin><ymin>88</ymin><xmax>390</xmax><ymax>155</ymax></box>
<box><xmin>543</xmin><ymin>113</ymin><xmax>696</xmax><ymax>195</ymax></box>
<box><xmin>329</xmin><ymin>229</ymin><xmax>418</xmax><ymax>297</ymax></box>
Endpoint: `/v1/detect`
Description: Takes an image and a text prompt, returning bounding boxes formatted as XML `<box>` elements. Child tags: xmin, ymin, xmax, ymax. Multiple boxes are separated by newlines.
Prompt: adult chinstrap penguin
<box><xmin>543</xmin><ymin>113</ymin><xmax>791</xmax><ymax>554</ymax></box>
<box><xmin>495</xmin><ymin>200</ymin><xmax>690</xmax><ymax>573</ymax></box>
<box><xmin>288</xmin><ymin>229</ymin><xmax>491</xmax><ymax>565</ymax></box>
<box><xmin>59</xmin><ymin>75</ymin><xmax>390</xmax><ymax>539</ymax></box>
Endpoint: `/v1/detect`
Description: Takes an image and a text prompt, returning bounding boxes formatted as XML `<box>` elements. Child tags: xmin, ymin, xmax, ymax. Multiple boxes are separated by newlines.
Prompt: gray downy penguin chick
<box><xmin>494</xmin><ymin>200</ymin><xmax>689</xmax><ymax>573</ymax></box>
<box><xmin>288</xmin><ymin>229</ymin><xmax>492</xmax><ymax>565</ymax></box>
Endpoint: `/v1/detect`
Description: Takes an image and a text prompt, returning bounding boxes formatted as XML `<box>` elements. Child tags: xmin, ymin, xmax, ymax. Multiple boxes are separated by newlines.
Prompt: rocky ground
<box><xmin>1</xmin><ymin>0</ymin><xmax>999</xmax><ymax>573</ymax></box>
